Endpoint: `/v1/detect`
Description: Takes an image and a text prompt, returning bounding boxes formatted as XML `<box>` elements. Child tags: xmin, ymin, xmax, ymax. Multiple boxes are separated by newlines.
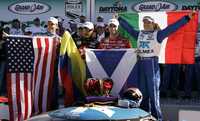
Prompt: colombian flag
<box><xmin>59</xmin><ymin>31</ymin><xmax>86</xmax><ymax>106</ymax></box>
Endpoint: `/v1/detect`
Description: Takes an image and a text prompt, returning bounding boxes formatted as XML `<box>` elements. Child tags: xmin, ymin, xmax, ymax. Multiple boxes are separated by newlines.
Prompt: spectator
<box><xmin>72</xmin><ymin>22</ymin><xmax>83</xmax><ymax>42</ymax></box>
<box><xmin>47</xmin><ymin>17</ymin><xmax>59</xmax><ymax>36</ymax></box>
<box><xmin>3</xmin><ymin>25</ymin><xmax>10</xmax><ymax>35</ymax></box>
<box><xmin>10</xmin><ymin>19</ymin><xmax>23</xmax><ymax>35</ymax></box>
<box><xmin>69</xmin><ymin>20</ymin><xmax>77</xmax><ymax>34</ymax></box>
<box><xmin>100</xmin><ymin>18</ymin><xmax>131</xmax><ymax>49</ymax></box>
<box><xmin>79</xmin><ymin>15</ymin><xmax>86</xmax><ymax>23</ymax></box>
<box><xmin>96</xmin><ymin>15</ymin><xmax>104</xmax><ymax>23</ymax></box>
<box><xmin>95</xmin><ymin>22</ymin><xmax>105</xmax><ymax>42</ymax></box>
<box><xmin>25</xmin><ymin>17</ymin><xmax>46</xmax><ymax>35</ymax></box>
<box><xmin>33</xmin><ymin>17</ymin><xmax>59</xmax><ymax>38</ymax></box>
<box><xmin>33</xmin><ymin>17</ymin><xmax>60</xmax><ymax>110</ymax></box>
<box><xmin>24</xmin><ymin>27</ymin><xmax>32</xmax><ymax>36</ymax></box>
<box><xmin>74</xmin><ymin>21</ymin><xmax>100</xmax><ymax>58</ymax></box>
<box><xmin>56</xmin><ymin>17</ymin><xmax>65</xmax><ymax>36</ymax></box>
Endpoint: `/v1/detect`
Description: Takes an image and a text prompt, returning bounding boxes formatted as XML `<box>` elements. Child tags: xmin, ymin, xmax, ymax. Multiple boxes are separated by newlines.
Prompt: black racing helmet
<box><xmin>122</xmin><ymin>87</ymin><xmax>143</xmax><ymax>107</ymax></box>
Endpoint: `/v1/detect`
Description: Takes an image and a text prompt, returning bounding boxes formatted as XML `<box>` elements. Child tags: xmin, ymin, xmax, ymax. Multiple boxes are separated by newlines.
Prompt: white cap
<box><xmin>3</xmin><ymin>24</ymin><xmax>11</xmax><ymax>28</ymax></box>
<box><xmin>96</xmin><ymin>22</ymin><xmax>105</xmax><ymax>27</ymax></box>
<box><xmin>143</xmin><ymin>16</ymin><xmax>154</xmax><ymax>23</ymax></box>
<box><xmin>108</xmin><ymin>19</ymin><xmax>119</xmax><ymax>26</ymax></box>
<box><xmin>48</xmin><ymin>17</ymin><xmax>58</xmax><ymax>24</ymax></box>
<box><xmin>82</xmin><ymin>21</ymin><xmax>94</xmax><ymax>30</ymax></box>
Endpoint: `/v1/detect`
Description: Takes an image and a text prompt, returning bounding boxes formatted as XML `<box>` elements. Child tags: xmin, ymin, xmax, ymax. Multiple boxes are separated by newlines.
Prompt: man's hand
<box><xmin>188</xmin><ymin>11</ymin><xmax>196</xmax><ymax>19</ymax></box>
<box><xmin>79</xmin><ymin>46</ymin><xmax>86</xmax><ymax>59</ymax></box>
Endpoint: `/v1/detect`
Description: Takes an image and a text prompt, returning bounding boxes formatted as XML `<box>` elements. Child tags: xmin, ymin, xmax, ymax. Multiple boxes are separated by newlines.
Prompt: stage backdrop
<box><xmin>0</xmin><ymin>0</ymin><xmax>87</xmax><ymax>22</ymax></box>
<box><xmin>0</xmin><ymin>0</ymin><xmax>199</xmax><ymax>22</ymax></box>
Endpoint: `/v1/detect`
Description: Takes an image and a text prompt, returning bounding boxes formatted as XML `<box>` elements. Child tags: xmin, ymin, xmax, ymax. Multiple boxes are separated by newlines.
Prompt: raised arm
<box><xmin>118</xmin><ymin>17</ymin><xmax>139</xmax><ymax>39</ymax></box>
<box><xmin>157</xmin><ymin>15</ymin><xmax>191</xmax><ymax>43</ymax></box>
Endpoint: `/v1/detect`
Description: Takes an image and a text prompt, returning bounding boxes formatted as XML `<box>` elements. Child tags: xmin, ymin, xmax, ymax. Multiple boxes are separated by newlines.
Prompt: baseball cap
<box><xmin>108</xmin><ymin>18</ymin><xmax>119</xmax><ymax>27</ymax></box>
<box><xmin>143</xmin><ymin>16</ymin><xmax>154</xmax><ymax>23</ymax></box>
<box><xmin>82</xmin><ymin>21</ymin><xmax>94</xmax><ymax>30</ymax></box>
<box><xmin>3</xmin><ymin>24</ymin><xmax>11</xmax><ymax>29</ymax></box>
<box><xmin>48</xmin><ymin>17</ymin><xmax>58</xmax><ymax>25</ymax></box>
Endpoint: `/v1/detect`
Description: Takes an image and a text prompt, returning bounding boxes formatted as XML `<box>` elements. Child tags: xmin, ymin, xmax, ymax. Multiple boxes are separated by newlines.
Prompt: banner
<box><xmin>94</xmin><ymin>0</ymin><xmax>199</xmax><ymax>22</ymax></box>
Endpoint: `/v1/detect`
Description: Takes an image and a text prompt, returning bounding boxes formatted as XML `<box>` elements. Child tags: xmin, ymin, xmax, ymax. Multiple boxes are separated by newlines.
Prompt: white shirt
<box><xmin>10</xmin><ymin>28</ymin><xmax>23</xmax><ymax>35</ymax></box>
<box><xmin>26</xmin><ymin>25</ymin><xmax>46</xmax><ymax>35</ymax></box>
<box><xmin>97</xmin><ymin>33</ymin><xmax>105</xmax><ymax>42</ymax></box>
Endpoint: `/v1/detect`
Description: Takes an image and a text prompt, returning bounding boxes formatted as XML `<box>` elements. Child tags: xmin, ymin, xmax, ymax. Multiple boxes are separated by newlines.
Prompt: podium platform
<box><xmin>179</xmin><ymin>110</ymin><xmax>200</xmax><ymax>121</ymax></box>
<box><xmin>28</xmin><ymin>106</ymin><xmax>156</xmax><ymax>121</ymax></box>
<box><xmin>2</xmin><ymin>97</ymin><xmax>200</xmax><ymax>121</ymax></box>
<box><xmin>0</xmin><ymin>104</ymin><xmax>9</xmax><ymax>120</ymax></box>
<box><xmin>161</xmin><ymin>97</ymin><xmax>200</xmax><ymax>121</ymax></box>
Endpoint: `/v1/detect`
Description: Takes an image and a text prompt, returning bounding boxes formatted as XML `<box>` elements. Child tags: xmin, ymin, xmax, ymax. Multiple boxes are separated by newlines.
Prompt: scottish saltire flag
<box><xmin>118</xmin><ymin>11</ymin><xmax>198</xmax><ymax>64</ymax></box>
<box><xmin>5</xmin><ymin>36</ymin><xmax>34</xmax><ymax>121</ymax></box>
<box><xmin>85</xmin><ymin>49</ymin><xmax>138</xmax><ymax>96</ymax></box>
<box><xmin>32</xmin><ymin>36</ymin><xmax>59</xmax><ymax>114</ymax></box>
<box><xmin>59</xmin><ymin>31</ymin><xmax>86</xmax><ymax>106</ymax></box>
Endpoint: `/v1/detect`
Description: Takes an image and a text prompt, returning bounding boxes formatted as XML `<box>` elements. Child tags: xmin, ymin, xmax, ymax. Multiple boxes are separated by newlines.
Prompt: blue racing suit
<box><xmin>119</xmin><ymin>15</ymin><xmax>190</xmax><ymax>120</ymax></box>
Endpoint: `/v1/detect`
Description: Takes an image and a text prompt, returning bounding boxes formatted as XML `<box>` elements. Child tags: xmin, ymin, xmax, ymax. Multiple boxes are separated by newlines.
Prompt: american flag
<box><xmin>5</xmin><ymin>36</ymin><xmax>34</xmax><ymax>121</ymax></box>
<box><xmin>5</xmin><ymin>35</ymin><xmax>60</xmax><ymax>120</ymax></box>
<box><xmin>32</xmin><ymin>36</ymin><xmax>59</xmax><ymax>114</ymax></box>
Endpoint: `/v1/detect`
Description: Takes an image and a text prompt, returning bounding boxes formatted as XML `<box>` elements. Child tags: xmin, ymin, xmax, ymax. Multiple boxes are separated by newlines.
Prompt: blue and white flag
<box><xmin>85</xmin><ymin>49</ymin><xmax>138</xmax><ymax>96</ymax></box>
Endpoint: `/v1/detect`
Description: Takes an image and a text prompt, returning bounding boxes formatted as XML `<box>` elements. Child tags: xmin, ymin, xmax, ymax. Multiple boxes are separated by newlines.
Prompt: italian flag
<box><xmin>118</xmin><ymin>11</ymin><xmax>198</xmax><ymax>64</ymax></box>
